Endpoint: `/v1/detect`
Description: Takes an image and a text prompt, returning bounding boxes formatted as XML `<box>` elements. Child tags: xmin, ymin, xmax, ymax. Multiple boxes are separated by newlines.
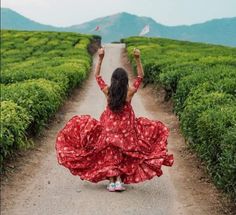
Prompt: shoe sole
<box><xmin>107</xmin><ymin>188</ymin><xmax>116</xmax><ymax>192</ymax></box>
<box><xmin>115</xmin><ymin>187</ymin><xmax>126</xmax><ymax>192</ymax></box>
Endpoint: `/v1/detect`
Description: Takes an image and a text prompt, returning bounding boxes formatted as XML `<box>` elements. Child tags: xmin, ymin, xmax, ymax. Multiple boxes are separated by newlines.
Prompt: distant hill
<box><xmin>1</xmin><ymin>8</ymin><xmax>236</xmax><ymax>46</ymax></box>
<box><xmin>165</xmin><ymin>17</ymin><xmax>236</xmax><ymax>47</ymax></box>
<box><xmin>68</xmin><ymin>12</ymin><xmax>166</xmax><ymax>42</ymax></box>
<box><xmin>71</xmin><ymin>12</ymin><xmax>236</xmax><ymax>46</ymax></box>
<box><xmin>1</xmin><ymin>8</ymin><xmax>60</xmax><ymax>31</ymax></box>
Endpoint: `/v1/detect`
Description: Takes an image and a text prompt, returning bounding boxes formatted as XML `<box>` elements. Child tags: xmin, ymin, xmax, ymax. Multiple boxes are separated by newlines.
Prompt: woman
<box><xmin>55</xmin><ymin>48</ymin><xmax>174</xmax><ymax>192</ymax></box>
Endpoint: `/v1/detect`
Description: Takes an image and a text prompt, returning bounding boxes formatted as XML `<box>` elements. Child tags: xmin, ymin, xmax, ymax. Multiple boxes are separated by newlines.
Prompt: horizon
<box><xmin>1</xmin><ymin>7</ymin><xmax>236</xmax><ymax>28</ymax></box>
<box><xmin>1</xmin><ymin>0</ymin><xmax>236</xmax><ymax>27</ymax></box>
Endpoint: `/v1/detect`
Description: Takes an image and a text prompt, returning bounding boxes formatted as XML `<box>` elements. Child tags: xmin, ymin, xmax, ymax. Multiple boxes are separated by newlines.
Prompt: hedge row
<box><xmin>0</xmin><ymin>30</ymin><xmax>100</xmax><ymax>167</ymax></box>
<box><xmin>1</xmin><ymin>101</ymin><xmax>32</xmax><ymax>160</ymax></box>
<box><xmin>122</xmin><ymin>37</ymin><xmax>236</xmax><ymax>199</ymax></box>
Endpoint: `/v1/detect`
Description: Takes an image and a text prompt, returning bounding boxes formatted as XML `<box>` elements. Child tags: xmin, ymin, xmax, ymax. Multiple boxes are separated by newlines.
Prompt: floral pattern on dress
<box><xmin>55</xmin><ymin>75</ymin><xmax>174</xmax><ymax>184</ymax></box>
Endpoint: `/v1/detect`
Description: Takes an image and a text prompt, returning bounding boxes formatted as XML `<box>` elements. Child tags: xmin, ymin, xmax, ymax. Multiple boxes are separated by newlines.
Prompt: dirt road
<box><xmin>1</xmin><ymin>44</ymin><xmax>229</xmax><ymax>215</ymax></box>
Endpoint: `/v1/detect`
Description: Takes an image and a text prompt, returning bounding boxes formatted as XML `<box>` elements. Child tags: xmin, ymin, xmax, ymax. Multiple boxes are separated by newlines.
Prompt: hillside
<box><xmin>1</xmin><ymin>8</ymin><xmax>59</xmax><ymax>31</ymax></box>
<box><xmin>166</xmin><ymin>17</ymin><xmax>236</xmax><ymax>46</ymax></box>
<box><xmin>68</xmin><ymin>12</ymin><xmax>167</xmax><ymax>42</ymax></box>
<box><xmin>72</xmin><ymin>12</ymin><xmax>236</xmax><ymax>46</ymax></box>
<box><xmin>1</xmin><ymin>8</ymin><xmax>236</xmax><ymax>46</ymax></box>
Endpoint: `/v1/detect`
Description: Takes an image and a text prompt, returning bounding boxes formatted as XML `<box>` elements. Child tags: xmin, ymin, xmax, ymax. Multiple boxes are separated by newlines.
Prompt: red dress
<box><xmin>55</xmin><ymin>75</ymin><xmax>174</xmax><ymax>184</ymax></box>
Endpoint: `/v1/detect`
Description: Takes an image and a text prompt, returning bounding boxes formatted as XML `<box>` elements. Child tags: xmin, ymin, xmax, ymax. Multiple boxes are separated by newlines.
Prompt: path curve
<box><xmin>1</xmin><ymin>44</ymin><xmax>228</xmax><ymax>215</ymax></box>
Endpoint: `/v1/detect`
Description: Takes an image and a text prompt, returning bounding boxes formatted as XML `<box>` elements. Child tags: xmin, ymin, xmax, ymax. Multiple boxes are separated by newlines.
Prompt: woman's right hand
<box><xmin>133</xmin><ymin>48</ymin><xmax>141</xmax><ymax>60</ymax></box>
<box><xmin>98</xmin><ymin>48</ymin><xmax>105</xmax><ymax>60</ymax></box>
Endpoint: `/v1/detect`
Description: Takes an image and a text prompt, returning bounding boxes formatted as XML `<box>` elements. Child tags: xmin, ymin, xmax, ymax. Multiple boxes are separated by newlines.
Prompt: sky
<box><xmin>2</xmin><ymin>0</ymin><xmax>236</xmax><ymax>27</ymax></box>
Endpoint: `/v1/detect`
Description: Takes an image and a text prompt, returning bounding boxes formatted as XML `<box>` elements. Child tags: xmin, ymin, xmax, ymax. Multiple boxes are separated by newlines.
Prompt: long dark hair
<box><xmin>108</xmin><ymin>67</ymin><xmax>128</xmax><ymax>112</ymax></box>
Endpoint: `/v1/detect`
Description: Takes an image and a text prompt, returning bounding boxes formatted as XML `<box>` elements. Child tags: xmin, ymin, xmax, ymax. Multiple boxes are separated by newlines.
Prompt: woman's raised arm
<box><xmin>95</xmin><ymin>48</ymin><xmax>109</xmax><ymax>96</ymax></box>
<box><xmin>95</xmin><ymin>48</ymin><xmax>105</xmax><ymax>77</ymax></box>
<box><xmin>133</xmin><ymin>48</ymin><xmax>144</xmax><ymax>78</ymax></box>
<box><xmin>128</xmin><ymin>48</ymin><xmax>144</xmax><ymax>98</ymax></box>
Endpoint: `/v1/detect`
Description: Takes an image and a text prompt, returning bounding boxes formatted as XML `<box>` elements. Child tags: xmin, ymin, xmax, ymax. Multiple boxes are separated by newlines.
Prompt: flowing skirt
<box><xmin>55</xmin><ymin>115</ymin><xmax>174</xmax><ymax>184</ymax></box>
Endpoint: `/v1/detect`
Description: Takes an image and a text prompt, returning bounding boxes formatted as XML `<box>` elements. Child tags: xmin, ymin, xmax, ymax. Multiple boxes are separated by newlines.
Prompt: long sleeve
<box><xmin>96</xmin><ymin>75</ymin><xmax>108</xmax><ymax>90</ymax></box>
<box><xmin>133</xmin><ymin>76</ymin><xmax>143</xmax><ymax>91</ymax></box>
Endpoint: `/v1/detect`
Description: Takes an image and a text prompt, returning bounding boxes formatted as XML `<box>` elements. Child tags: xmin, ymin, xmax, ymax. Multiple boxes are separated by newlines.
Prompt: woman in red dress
<box><xmin>55</xmin><ymin>48</ymin><xmax>174</xmax><ymax>192</ymax></box>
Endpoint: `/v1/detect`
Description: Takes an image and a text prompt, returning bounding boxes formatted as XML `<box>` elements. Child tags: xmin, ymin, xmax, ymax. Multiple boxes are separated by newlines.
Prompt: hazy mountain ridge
<box><xmin>1</xmin><ymin>8</ymin><xmax>60</xmax><ymax>31</ymax></box>
<box><xmin>1</xmin><ymin>8</ymin><xmax>236</xmax><ymax>46</ymax></box>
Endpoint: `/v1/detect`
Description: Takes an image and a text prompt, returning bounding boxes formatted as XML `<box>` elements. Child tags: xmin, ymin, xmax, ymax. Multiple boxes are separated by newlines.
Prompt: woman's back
<box><xmin>100</xmin><ymin>100</ymin><xmax>135</xmax><ymax>134</ymax></box>
<box><xmin>96</xmin><ymin>74</ymin><xmax>143</xmax><ymax>103</ymax></box>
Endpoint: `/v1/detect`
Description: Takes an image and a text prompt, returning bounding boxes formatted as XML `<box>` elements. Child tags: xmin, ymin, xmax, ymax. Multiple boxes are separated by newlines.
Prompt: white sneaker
<box><xmin>107</xmin><ymin>182</ymin><xmax>116</xmax><ymax>192</ymax></box>
<box><xmin>115</xmin><ymin>181</ymin><xmax>126</xmax><ymax>191</ymax></box>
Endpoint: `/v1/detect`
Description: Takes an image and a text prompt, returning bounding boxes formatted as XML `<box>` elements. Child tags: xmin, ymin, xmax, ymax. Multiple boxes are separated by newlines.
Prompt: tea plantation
<box><xmin>122</xmin><ymin>37</ymin><xmax>236</xmax><ymax>199</ymax></box>
<box><xmin>1</xmin><ymin>30</ymin><xmax>99</xmax><ymax>167</ymax></box>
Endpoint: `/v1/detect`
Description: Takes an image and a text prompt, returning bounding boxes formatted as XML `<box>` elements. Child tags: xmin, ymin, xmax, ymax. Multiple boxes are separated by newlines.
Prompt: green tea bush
<box><xmin>217</xmin><ymin>127</ymin><xmax>236</xmax><ymax>198</ymax></box>
<box><xmin>196</xmin><ymin>107</ymin><xmax>236</xmax><ymax>199</ymax></box>
<box><xmin>0</xmin><ymin>101</ymin><xmax>32</xmax><ymax>165</ymax></box>
<box><xmin>1</xmin><ymin>79</ymin><xmax>63</xmax><ymax>133</ymax></box>
<box><xmin>1</xmin><ymin>67</ymin><xmax>70</xmax><ymax>92</ymax></box>
<box><xmin>159</xmin><ymin>63</ymin><xmax>206</xmax><ymax>98</ymax></box>
<box><xmin>195</xmin><ymin>106</ymin><xmax>236</xmax><ymax>165</ymax></box>
<box><xmin>180</xmin><ymin>91</ymin><xmax>235</xmax><ymax>142</ymax></box>
<box><xmin>123</xmin><ymin>36</ymin><xmax>236</xmax><ymax>199</ymax></box>
<box><xmin>158</xmin><ymin>57</ymin><xmax>223</xmax><ymax>90</ymax></box>
<box><xmin>1</xmin><ymin>30</ymin><xmax>99</xmax><ymax>167</ymax></box>
<box><xmin>174</xmin><ymin>65</ymin><xmax>236</xmax><ymax>114</ymax></box>
<box><xmin>1</xmin><ymin>30</ymin><xmax>93</xmax><ymax>89</ymax></box>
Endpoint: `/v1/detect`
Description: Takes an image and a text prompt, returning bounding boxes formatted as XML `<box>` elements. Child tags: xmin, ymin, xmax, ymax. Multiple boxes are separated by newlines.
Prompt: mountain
<box><xmin>164</xmin><ymin>17</ymin><xmax>236</xmax><ymax>47</ymax></box>
<box><xmin>70</xmin><ymin>13</ymin><xmax>236</xmax><ymax>46</ymax></box>
<box><xmin>1</xmin><ymin>8</ymin><xmax>59</xmax><ymax>31</ymax></box>
<box><xmin>1</xmin><ymin>8</ymin><xmax>236</xmax><ymax>46</ymax></box>
<box><xmin>68</xmin><ymin>12</ymin><xmax>167</xmax><ymax>42</ymax></box>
